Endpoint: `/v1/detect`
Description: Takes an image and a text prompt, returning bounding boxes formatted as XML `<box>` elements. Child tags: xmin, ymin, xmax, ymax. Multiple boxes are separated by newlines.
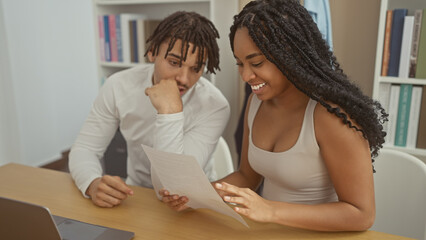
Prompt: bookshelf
<box><xmin>92</xmin><ymin>0</ymin><xmax>241</xmax><ymax>163</ymax></box>
<box><xmin>93</xmin><ymin>0</ymin><xmax>238</xmax><ymax>85</ymax></box>
<box><xmin>372</xmin><ymin>0</ymin><xmax>426</xmax><ymax>157</ymax></box>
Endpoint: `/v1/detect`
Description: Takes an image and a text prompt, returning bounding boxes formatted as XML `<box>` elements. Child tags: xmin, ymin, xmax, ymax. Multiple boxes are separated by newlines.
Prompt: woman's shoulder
<box><xmin>314</xmin><ymin>101</ymin><xmax>362</xmax><ymax>136</ymax></box>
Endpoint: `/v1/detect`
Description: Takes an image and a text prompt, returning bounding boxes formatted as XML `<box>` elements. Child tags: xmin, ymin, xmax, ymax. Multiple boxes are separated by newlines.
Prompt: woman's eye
<box><xmin>252</xmin><ymin>62</ymin><xmax>263</xmax><ymax>67</ymax></box>
<box><xmin>236</xmin><ymin>62</ymin><xmax>243</xmax><ymax>67</ymax></box>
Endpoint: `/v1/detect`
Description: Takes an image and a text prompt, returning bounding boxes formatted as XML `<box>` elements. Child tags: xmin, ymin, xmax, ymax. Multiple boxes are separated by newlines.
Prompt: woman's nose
<box><xmin>240</xmin><ymin>67</ymin><xmax>255</xmax><ymax>82</ymax></box>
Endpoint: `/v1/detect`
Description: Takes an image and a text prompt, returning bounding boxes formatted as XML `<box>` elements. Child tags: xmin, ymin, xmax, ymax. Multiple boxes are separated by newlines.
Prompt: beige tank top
<box><xmin>248</xmin><ymin>96</ymin><xmax>338</xmax><ymax>204</ymax></box>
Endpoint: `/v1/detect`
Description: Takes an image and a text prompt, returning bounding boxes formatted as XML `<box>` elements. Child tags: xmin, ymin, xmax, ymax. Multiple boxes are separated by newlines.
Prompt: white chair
<box><xmin>212</xmin><ymin>137</ymin><xmax>235</xmax><ymax>180</ymax></box>
<box><xmin>370</xmin><ymin>148</ymin><xmax>426</xmax><ymax>240</ymax></box>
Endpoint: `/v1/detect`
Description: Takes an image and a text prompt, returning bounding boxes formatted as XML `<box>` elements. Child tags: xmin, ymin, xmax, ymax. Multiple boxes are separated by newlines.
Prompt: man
<box><xmin>69</xmin><ymin>11</ymin><xmax>230</xmax><ymax>208</ymax></box>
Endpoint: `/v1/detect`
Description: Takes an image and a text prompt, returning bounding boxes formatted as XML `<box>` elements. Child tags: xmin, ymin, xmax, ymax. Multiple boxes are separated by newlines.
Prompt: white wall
<box><xmin>0</xmin><ymin>0</ymin><xmax>98</xmax><ymax>167</ymax></box>
<box><xmin>211</xmin><ymin>0</ymin><xmax>240</xmax><ymax>166</ymax></box>
<box><xmin>0</xmin><ymin>0</ymin><xmax>21</xmax><ymax>166</ymax></box>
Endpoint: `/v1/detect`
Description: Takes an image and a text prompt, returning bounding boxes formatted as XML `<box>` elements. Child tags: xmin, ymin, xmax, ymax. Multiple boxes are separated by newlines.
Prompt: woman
<box><xmin>160</xmin><ymin>0</ymin><xmax>387</xmax><ymax>231</ymax></box>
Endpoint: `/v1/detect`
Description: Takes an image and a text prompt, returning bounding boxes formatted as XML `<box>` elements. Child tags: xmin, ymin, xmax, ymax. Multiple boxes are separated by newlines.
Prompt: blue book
<box><xmin>387</xmin><ymin>9</ymin><xmax>408</xmax><ymax>77</ymax></box>
<box><xmin>103</xmin><ymin>15</ymin><xmax>111</xmax><ymax>62</ymax></box>
<box><xmin>394</xmin><ymin>84</ymin><xmax>412</xmax><ymax>146</ymax></box>
<box><xmin>131</xmin><ymin>20</ymin><xmax>139</xmax><ymax>63</ymax></box>
<box><xmin>115</xmin><ymin>14</ymin><xmax>123</xmax><ymax>62</ymax></box>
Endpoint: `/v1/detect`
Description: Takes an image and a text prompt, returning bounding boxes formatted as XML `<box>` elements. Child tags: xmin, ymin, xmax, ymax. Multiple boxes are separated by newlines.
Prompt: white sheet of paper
<box><xmin>141</xmin><ymin>144</ymin><xmax>248</xmax><ymax>227</ymax></box>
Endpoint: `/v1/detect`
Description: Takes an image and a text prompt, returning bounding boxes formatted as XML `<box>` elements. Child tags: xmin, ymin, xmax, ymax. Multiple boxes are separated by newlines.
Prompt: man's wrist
<box><xmin>157</xmin><ymin>106</ymin><xmax>183</xmax><ymax>114</ymax></box>
<box><xmin>85</xmin><ymin>177</ymin><xmax>100</xmax><ymax>197</ymax></box>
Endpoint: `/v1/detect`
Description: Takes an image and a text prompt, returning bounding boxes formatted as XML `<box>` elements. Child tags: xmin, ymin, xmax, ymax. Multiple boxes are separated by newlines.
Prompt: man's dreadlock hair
<box><xmin>230</xmin><ymin>0</ymin><xmax>388</xmax><ymax>169</ymax></box>
<box><xmin>145</xmin><ymin>11</ymin><xmax>220</xmax><ymax>74</ymax></box>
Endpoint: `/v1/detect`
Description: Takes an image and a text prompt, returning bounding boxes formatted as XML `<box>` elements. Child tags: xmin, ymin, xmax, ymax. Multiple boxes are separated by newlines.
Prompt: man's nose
<box><xmin>176</xmin><ymin>67</ymin><xmax>190</xmax><ymax>86</ymax></box>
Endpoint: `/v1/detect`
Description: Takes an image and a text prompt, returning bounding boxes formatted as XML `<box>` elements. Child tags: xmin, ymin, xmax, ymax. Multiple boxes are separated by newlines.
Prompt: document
<box><xmin>141</xmin><ymin>144</ymin><xmax>248</xmax><ymax>227</ymax></box>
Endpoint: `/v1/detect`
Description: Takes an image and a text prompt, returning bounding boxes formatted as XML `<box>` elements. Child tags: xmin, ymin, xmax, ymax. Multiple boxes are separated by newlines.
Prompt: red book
<box><xmin>108</xmin><ymin>14</ymin><xmax>118</xmax><ymax>62</ymax></box>
<box><xmin>381</xmin><ymin>10</ymin><xmax>393</xmax><ymax>76</ymax></box>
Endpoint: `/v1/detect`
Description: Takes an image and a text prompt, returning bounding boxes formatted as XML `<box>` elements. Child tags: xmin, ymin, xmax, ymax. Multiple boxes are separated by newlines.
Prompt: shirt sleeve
<box><xmin>68</xmin><ymin>79</ymin><xmax>120</xmax><ymax>197</ymax></box>
<box><xmin>153</xmin><ymin>96</ymin><xmax>230</xmax><ymax>171</ymax></box>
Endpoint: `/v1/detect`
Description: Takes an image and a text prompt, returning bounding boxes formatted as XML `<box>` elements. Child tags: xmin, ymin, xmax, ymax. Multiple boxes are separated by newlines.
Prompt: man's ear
<box><xmin>147</xmin><ymin>50</ymin><xmax>156</xmax><ymax>63</ymax></box>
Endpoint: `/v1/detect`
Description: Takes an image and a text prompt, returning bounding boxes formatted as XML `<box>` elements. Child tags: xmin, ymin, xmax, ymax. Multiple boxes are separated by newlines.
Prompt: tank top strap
<box><xmin>247</xmin><ymin>96</ymin><xmax>262</xmax><ymax>132</ymax></box>
<box><xmin>295</xmin><ymin>98</ymin><xmax>320</xmax><ymax>151</ymax></box>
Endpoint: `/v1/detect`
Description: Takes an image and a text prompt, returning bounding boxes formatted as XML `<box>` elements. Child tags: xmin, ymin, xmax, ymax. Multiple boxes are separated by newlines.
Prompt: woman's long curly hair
<box><xmin>145</xmin><ymin>11</ymin><xmax>220</xmax><ymax>74</ymax></box>
<box><xmin>230</xmin><ymin>0</ymin><xmax>387</xmax><ymax>169</ymax></box>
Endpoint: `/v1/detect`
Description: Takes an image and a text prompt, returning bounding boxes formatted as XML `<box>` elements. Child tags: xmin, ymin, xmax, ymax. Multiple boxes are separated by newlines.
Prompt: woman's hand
<box><xmin>159</xmin><ymin>189</ymin><xmax>190</xmax><ymax>211</ymax></box>
<box><xmin>215</xmin><ymin>182</ymin><xmax>274</xmax><ymax>223</ymax></box>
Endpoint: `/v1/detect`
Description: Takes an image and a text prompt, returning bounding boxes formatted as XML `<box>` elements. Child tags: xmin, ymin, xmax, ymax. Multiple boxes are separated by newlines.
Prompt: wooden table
<box><xmin>0</xmin><ymin>163</ymin><xmax>412</xmax><ymax>240</ymax></box>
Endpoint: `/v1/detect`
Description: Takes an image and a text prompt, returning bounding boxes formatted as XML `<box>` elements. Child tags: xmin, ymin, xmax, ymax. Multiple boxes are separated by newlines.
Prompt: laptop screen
<box><xmin>0</xmin><ymin>196</ymin><xmax>134</xmax><ymax>240</ymax></box>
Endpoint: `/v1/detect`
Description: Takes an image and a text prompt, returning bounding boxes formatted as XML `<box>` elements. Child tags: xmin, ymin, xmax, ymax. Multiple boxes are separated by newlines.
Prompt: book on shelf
<box><xmin>381</xmin><ymin>10</ymin><xmax>393</xmax><ymax>76</ymax></box>
<box><xmin>378</xmin><ymin>83</ymin><xmax>392</xmax><ymax>112</ymax></box>
<box><xmin>108</xmin><ymin>14</ymin><xmax>118</xmax><ymax>62</ymax></box>
<box><xmin>387</xmin><ymin>8</ymin><xmax>408</xmax><ymax>77</ymax></box>
<box><xmin>416</xmin><ymin>86</ymin><xmax>426</xmax><ymax>148</ymax></box>
<box><xmin>119</xmin><ymin>13</ymin><xmax>145</xmax><ymax>63</ymax></box>
<box><xmin>385</xmin><ymin>84</ymin><xmax>401</xmax><ymax>146</ymax></box>
<box><xmin>415</xmin><ymin>9</ymin><xmax>426</xmax><ymax>79</ymax></box>
<box><xmin>378</xmin><ymin>83</ymin><xmax>392</xmax><ymax>140</ymax></box>
<box><xmin>136</xmin><ymin>19</ymin><xmax>146</xmax><ymax>64</ymax></box>
<box><xmin>407</xmin><ymin>86</ymin><xmax>423</xmax><ymax>148</ymax></box>
<box><xmin>98</xmin><ymin>16</ymin><xmax>105</xmax><ymax>62</ymax></box>
<box><xmin>398</xmin><ymin>16</ymin><xmax>414</xmax><ymax>78</ymax></box>
<box><xmin>98</xmin><ymin>14</ymin><xmax>161</xmax><ymax>64</ymax></box>
<box><xmin>409</xmin><ymin>10</ymin><xmax>423</xmax><ymax>78</ymax></box>
<box><xmin>129</xmin><ymin>20</ymin><xmax>138</xmax><ymax>63</ymax></box>
<box><xmin>130</xmin><ymin>19</ymin><xmax>161</xmax><ymax>63</ymax></box>
<box><xmin>394</xmin><ymin>84</ymin><xmax>412</xmax><ymax>147</ymax></box>
<box><xmin>115</xmin><ymin>15</ymin><xmax>123</xmax><ymax>62</ymax></box>
<box><xmin>103</xmin><ymin>15</ymin><xmax>111</xmax><ymax>62</ymax></box>
<box><xmin>134</xmin><ymin>19</ymin><xmax>162</xmax><ymax>63</ymax></box>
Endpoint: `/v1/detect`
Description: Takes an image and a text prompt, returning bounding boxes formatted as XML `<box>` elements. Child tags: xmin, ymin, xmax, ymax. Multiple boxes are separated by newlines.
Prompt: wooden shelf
<box><xmin>378</xmin><ymin>76</ymin><xmax>426</xmax><ymax>85</ymax></box>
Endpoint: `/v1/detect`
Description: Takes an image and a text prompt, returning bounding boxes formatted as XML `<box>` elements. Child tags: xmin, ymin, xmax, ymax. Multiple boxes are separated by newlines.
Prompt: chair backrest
<box><xmin>370</xmin><ymin>148</ymin><xmax>426</xmax><ymax>240</ymax></box>
<box><xmin>212</xmin><ymin>137</ymin><xmax>234</xmax><ymax>180</ymax></box>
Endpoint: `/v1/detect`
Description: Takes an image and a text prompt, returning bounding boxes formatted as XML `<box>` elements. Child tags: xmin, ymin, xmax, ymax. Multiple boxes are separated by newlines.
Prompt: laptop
<box><xmin>0</xmin><ymin>196</ymin><xmax>134</xmax><ymax>240</ymax></box>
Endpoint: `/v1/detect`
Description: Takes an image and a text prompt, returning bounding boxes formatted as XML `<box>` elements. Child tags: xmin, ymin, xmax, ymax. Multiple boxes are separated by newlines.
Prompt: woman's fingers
<box><xmin>224</xmin><ymin>195</ymin><xmax>247</xmax><ymax>206</ymax></box>
<box><xmin>215</xmin><ymin>182</ymin><xmax>252</xmax><ymax>197</ymax></box>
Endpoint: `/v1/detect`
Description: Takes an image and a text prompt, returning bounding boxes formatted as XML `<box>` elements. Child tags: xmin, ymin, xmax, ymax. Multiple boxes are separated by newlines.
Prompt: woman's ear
<box><xmin>147</xmin><ymin>50</ymin><xmax>155</xmax><ymax>63</ymax></box>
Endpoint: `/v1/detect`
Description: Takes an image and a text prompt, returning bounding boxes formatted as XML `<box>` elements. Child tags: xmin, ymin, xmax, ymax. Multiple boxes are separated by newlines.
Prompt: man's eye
<box><xmin>169</xmin><ymin>60</ymin><xmax>179</xmax><ymax>66</ymax></box>
<box><xmin>236</xmin><ymin>62</ymin><xmax>243</xmax><ymax>67</ymax></box>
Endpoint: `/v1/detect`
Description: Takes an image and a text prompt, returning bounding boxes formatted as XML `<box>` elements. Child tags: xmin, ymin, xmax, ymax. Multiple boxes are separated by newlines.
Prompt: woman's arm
<box><xmin>218</xmin><ymin>103</ymin><xmax>375</xmax><ymax>231</ymax></box>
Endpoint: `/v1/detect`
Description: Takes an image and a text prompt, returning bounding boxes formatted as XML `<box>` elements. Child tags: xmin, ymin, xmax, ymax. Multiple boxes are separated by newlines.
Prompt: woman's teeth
<box><xmin>251</xmin><ymin>83</ymin><xmax>266</xmax><ymax>91</ymax></box>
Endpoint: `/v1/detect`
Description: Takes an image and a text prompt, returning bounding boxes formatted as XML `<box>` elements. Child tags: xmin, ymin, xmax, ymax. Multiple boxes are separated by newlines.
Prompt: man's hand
<box><xmin>159</xmin><ymin>189</ymin><xmax>189</xmax><ymax>211</ymax></box>
<box><xmin>145</xmin><ymin>79</ymin><xmax>183</xmax><ymax>114</ymax></box>
<box><xmin>86</xmin><ymin>175</ymin><xmax>134</xmax><ymax>207</ymax></box>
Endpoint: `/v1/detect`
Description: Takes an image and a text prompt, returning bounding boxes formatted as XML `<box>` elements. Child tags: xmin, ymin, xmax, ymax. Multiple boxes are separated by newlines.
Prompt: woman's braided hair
<box><xmin>145</xmin><ymin>11</ymin><xmax>220</xmax><ymax>74</ymax></box>
<box><xmin>230</xmin><ymin>0</ymin><xmax>388</xmax><ymax>169</ymax></box>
